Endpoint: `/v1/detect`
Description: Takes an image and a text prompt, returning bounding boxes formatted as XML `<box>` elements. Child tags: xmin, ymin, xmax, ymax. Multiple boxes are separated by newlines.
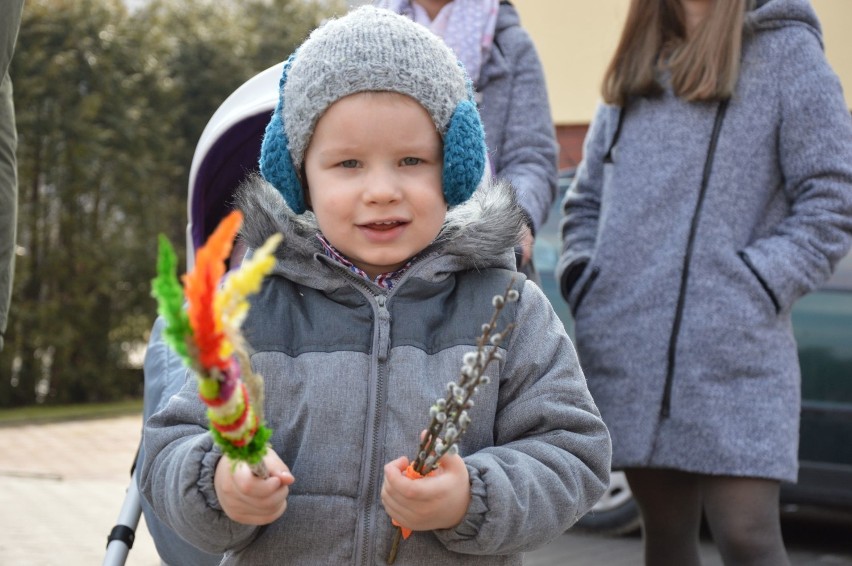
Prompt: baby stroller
<box><xmin>103</xmin><ymin>62</ymin><xmax>284</xmax><ymax>566</ymax></box>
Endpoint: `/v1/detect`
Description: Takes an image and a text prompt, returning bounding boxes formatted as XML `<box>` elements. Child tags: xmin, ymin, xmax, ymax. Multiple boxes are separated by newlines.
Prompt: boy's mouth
<box><xmin>361</xmin><ymin>220</ymin><xmax>407</xmax><ymax>231</ymax></box>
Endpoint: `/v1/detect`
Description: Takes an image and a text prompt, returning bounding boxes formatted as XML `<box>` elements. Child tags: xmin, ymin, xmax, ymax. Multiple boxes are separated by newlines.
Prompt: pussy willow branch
<box><xmin>411</xmin><ymin>279</ymin><xmax>517</xmax><ymax>475</ymax></box>
<box><xmin>387</xmin><ymin>277</ymin><xmax>519</xmax><ymax>564</ymax></box>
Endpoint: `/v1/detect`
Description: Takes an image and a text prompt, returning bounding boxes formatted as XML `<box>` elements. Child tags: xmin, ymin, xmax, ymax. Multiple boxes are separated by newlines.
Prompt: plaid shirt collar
<box><xmin>316</xmin><ymin>233</ymin><xmax>415</xmax><ymax>290</ymax></box>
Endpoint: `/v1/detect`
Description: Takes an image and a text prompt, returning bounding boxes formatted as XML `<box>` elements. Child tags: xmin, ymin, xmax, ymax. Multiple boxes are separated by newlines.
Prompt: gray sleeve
<box><xmin>556</xmin><ymin>103</ymin><xmax>612</xmax><ymax>303</ymax></box>
<box><xmin>740</xmin><ymin>32</ymin><xmax>852</xmax><ymax>312</ymax></box>
<box><xmin>435</xmin><ymin>280</ymin><xmax>611</xmax><ymax>555</ymax></box>
<box><xmin>0</xmin><ymin>0</ymin><xmax>24</xmax><ymax>76</ymax></box>
<box><xmin>0</xmin><ymin>0</ymin><xmax>23</xmax><ymax>349</ymax></box>
<box><xmin>487</xmin><ymin>27</ymin><xmax>559</xmax><ymax>234</ymax></box>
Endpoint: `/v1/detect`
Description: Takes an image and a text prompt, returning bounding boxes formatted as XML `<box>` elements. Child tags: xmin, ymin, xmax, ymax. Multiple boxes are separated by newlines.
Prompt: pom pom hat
<box><xmin>259</xmin><ymin>6</ymin><xmax>487</xmax><ymax>214</ymax></box>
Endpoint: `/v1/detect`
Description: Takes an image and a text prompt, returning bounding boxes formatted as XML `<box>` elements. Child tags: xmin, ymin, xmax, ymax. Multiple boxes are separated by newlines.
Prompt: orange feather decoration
<box><xmin>183</xmin><ymin>210</ymin><xmax>243</xmax><ymax>371</ymax></box>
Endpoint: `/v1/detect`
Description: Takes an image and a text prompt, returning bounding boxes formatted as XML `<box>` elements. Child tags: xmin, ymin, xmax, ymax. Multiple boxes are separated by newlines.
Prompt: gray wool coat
<box><xmin>477</xmin><ymin>2</ymin><xmax>559</xmax><ymax>235</ymax></box>
<box><xmin>140</xmin><ymin>177</ymin><xmax>611</xmax><ymax>564</ymax></box>
<box><xmin>557</xmin><ymin>0</ymin><xmax>852</xmax><ymax>482</ymax></box>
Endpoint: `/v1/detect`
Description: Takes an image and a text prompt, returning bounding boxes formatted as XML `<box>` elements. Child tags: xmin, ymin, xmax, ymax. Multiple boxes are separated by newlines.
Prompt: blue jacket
<box><xmin>141</xmin><ymin>177</ymin><xmax>610</xmax><ymax>564</ymax></box>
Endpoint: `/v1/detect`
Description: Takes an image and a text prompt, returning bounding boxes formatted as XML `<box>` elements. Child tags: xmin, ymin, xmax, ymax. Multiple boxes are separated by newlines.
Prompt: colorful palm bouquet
<box><xmin>387</xmin><ymin>279</ymin><xmax>519</xmax><ymax>564</ymax></box>
<box><xmin>151</xmin><ymin>210</ymin><xmax>282</xmax><ymax>478</ymax></box>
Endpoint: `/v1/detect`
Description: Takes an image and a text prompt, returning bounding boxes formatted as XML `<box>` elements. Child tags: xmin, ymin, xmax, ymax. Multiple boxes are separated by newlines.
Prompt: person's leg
<box><xmin>625</xmin><ymin>467</ymin><xmax>704</xmax><ymax>566</ymax></box>
<box><xmin>701</xmin><ymin>475</ymin><xmax>789</xmax><ymax>566</ymax></box>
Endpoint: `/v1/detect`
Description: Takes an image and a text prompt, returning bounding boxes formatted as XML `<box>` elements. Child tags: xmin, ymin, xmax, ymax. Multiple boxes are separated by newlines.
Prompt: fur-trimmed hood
<box><xmin>235</xmin><ymin>175</ymin><xmax>525</xmax><ymax>288</ymax></box>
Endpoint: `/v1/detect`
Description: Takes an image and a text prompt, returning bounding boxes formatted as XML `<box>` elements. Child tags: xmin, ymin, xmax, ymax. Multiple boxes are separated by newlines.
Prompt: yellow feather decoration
<box><xmin>216</xmin><ymin>233</ymin><xmax>284</xmax><ymax>358</ymax></box>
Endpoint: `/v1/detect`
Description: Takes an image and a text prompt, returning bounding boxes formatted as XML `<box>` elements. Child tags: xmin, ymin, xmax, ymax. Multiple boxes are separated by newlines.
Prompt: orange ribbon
<box><xmin>391</xmin><ymin>463</ymin><xmax>437</xmax><ymax>539</ymax></box>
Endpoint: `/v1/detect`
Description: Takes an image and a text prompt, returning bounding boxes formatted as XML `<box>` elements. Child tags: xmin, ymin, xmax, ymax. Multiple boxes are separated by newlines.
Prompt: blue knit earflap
<box><xmin>442</xmin><ymin>78</ymin><xmax>486</xmax><ymax>206</ymax></box>
<box><xmin>259</xmin><ymin>52</ymin><xmax>306</xmax><ymax>214</ymax></box>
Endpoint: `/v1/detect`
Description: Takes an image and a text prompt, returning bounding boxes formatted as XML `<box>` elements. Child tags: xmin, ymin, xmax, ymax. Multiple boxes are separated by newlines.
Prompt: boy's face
<box><xmin>304</xmin><ymin>92</ymin><xmax>447</xmax><ymax>279</ymax></box>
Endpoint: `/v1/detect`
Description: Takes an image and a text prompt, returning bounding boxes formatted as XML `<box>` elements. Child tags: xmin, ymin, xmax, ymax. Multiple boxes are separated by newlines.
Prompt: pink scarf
<box><xmin>373</xmin><ymin>0</ymin><xmax>500</xmax><ymax>87</ymax></box>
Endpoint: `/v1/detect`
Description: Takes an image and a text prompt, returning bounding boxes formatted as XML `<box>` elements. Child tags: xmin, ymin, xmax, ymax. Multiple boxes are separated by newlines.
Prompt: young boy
<box><xmin>140</xmin><ymin>6</ymin><xmax>610</xmax><ymax>564</ymax></box>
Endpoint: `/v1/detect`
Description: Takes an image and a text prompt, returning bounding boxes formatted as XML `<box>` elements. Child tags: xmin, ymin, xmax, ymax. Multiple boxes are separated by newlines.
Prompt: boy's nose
<box><xmin>363</xmin><ymin>168</ymin><xmax>402</xmax><ymax>203</ymax></box>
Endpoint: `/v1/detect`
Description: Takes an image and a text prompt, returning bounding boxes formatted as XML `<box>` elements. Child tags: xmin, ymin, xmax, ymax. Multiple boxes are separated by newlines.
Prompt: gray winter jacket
<box><xmin>478</xmin><ymin>2</ymin><xmax>559</xmax><ymax>235</ymax></box>
<box><xmin>141</xmin><ymin>177</ymin><xmax>610</xmax><ymax>565</ymax></box>
<box><xmin>557</xmin><ymin>0</ymin><xmax>852</xmax><ymax>482</ymax></box>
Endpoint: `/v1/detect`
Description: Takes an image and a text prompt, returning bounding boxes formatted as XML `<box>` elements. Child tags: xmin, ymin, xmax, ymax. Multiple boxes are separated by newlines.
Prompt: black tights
<box><xmin>624</xmin><ymin>468</ymin><xmax>790</xmax><ymax>566</ymax></box>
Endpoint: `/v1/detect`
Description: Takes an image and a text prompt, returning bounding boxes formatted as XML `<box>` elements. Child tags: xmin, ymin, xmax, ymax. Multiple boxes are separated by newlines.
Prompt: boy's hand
<box><xmin>214</xmin><ymin>451</ymin><xmax>295</xmax><ymax>525</ymax></box>
<box><xmin>381</xmin><ymin>454</ymin><xmax>471</xmax><ymax>533</ymax></box>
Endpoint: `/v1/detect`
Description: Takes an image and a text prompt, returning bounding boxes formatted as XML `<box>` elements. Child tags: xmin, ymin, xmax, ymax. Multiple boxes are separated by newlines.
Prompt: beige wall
<box><xmin>514</xmin><ymin>0</ymin><xmax>852</xmax><ymax>125</ymax></box>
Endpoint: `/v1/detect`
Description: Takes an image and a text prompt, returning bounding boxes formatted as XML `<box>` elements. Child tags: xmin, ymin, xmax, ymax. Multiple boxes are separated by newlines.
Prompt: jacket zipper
<box><xmin>359</xmin><ymin>293</ymin><xmax>391</xmax><ymax>565</ymax></box>
<box><xmin>320</xmin><ymin>257</ymin><xmax>433</xmax><ymax>563</ymax></box>
<box><xmin>660</xmin><ymin>100</ymin><xmax>729</xmax><ymax>418</ymax></box>
<box><xmin>319</xmin><ymin>260</ymin><xmax>389</xmax><ymax>565</ymax></box>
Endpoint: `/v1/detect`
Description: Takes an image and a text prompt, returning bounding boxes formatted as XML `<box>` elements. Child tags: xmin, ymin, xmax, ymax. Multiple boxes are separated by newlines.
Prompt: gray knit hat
<box><xmin>259</xmin><ymin>5</ymin><xmax>487</xmax><ymax>214</ymax></box>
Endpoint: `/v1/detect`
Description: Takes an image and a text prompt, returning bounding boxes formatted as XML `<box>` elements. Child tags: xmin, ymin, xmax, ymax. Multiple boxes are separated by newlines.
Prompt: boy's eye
<box><xmin>340</xmin><ymin>159</ymin><xmax>359</xmax><ymax>168</ymax></box>
<box><xmin>401</xmin><ymin>157</ymin><xmax>422</xmax><ymax>166</ymax></box>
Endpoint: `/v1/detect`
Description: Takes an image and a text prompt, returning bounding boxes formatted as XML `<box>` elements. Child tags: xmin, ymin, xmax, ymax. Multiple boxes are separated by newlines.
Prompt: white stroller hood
<box><xmin>186</xmin><ymin>62</ymin><xmax>283</xmax><ymax>268</ymax></box>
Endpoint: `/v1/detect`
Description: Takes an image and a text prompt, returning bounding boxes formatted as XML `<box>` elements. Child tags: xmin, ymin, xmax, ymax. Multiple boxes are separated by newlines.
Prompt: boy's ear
<box><xmin>442</xmin><ymin>99</ymin><xmax>487</xmax><ymax>206</ymax></box>
<box><xmin>259</xmin><ymin>52</ymin><xmax>308</xmax><ymax>214</ymax></box>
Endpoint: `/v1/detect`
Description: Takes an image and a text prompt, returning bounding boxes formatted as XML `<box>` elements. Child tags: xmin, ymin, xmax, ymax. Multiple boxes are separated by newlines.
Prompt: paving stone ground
<box><xmin>1</xmin><ymin>414</ymin><xmax>850</xmax><ymax>565</ymax></box>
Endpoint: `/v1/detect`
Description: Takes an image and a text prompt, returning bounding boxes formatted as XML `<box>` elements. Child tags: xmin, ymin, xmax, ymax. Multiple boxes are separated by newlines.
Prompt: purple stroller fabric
<box><xmin>190</xmin><ymin>111</ymin><xmax>270</xmax><ymax>251</ymax></box>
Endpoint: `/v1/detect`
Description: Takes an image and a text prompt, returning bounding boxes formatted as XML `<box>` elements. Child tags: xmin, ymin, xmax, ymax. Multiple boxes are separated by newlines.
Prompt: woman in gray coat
<box><xmin>557</xmin><ymin>0</ymin><xmax>852</xmax><ymax>564</ymax></box>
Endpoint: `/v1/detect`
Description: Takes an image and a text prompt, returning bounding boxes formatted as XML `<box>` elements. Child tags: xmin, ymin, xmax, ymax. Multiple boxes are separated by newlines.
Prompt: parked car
<box><xmin>533</xmin><ymin>168</ymin><xmax>852</xmax><ymax>535</ymax></box>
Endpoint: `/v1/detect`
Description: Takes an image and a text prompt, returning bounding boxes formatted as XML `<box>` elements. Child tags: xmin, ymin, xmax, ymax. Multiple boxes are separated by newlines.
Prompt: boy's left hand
<box><xmin>380</xmin><ymin>453</ymin><xmax>471</xmax><ymax>533</ymax></box>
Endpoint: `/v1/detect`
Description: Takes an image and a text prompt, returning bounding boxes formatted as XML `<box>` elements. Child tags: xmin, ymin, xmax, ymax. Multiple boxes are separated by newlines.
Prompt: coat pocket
<box><xmin>737</xmin><ymin>250</ymin><xmax>781</xmax><ymax>314</ymax></box>
<box><xmin>571</xmin><ymin>265</ymin><xmax>601</xmax><ymax>315</ymax></box>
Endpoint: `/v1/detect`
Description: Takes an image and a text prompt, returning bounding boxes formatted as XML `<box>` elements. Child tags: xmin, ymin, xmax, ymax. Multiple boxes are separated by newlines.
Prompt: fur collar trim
<box><xmin>235</xmin><ymin>174</ymin><xmax>525</xmax><ymax>277</ymax></box>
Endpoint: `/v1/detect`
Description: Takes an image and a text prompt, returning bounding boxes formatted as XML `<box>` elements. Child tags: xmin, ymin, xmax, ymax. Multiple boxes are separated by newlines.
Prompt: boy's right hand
<box><xmin>214</xmin><ymin>451</ymin><xmax>295</xmax><ymax>525</ymax></box>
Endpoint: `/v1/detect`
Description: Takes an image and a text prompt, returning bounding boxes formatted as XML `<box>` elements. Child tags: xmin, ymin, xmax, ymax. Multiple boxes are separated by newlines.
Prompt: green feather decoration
<box><xmin>211</xmin><ymin>424</ymin><xmax>273</xmax><ymax>466</ymax></box>
<box><xmin>151</xmin><ymin>234</ymin><xmax>193</xmax><ymax>365</ymax></box>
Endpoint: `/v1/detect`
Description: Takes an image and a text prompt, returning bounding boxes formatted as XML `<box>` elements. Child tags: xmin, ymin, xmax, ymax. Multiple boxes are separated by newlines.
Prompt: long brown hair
<box><xmin>601</xmin><ymin>0</ymin><xmax>751</xmax><ymax>105</ymax></box>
